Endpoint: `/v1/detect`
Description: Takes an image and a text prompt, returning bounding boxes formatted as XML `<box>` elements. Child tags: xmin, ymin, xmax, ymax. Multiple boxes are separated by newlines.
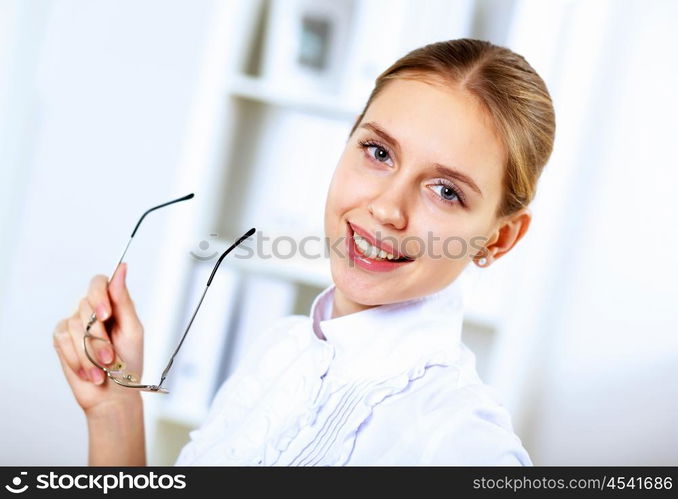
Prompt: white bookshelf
<box><xmin>143</xmin><ymin>0</ymin><xmax>504</xmax><ymax>465</ymax></box>
<box><xmin>215</xmin><ymin>233</ymin><xmax>332</xmax><ymax>288</ymax></box>
<box><xmin>229</xmin><ymin>73</ymin><xmax>361</xmax><ymax>120</ymax></box>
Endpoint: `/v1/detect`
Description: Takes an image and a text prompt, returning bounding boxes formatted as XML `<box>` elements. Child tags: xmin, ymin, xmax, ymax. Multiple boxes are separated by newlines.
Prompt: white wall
<box><xmin>506</xmin><ymin>0</ymin><xmax>678</xmax><ymax>464</ymax></box>
<box><xmin>0</xmin><ymin>0</ymin><xmax>215</xmax><ymax>465</ymax></box>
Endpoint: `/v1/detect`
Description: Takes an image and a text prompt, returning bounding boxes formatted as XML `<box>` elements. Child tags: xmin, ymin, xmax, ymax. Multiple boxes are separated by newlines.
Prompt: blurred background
<box><xmin>1</xmin><ymin>0</ymin><xmax>676</xmax><ymax>465</ymax></box>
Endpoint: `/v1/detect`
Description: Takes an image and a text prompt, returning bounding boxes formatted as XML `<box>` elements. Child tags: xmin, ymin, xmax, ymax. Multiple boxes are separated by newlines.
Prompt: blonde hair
<box><xmin>349</xmin><ymin>38</ymin><xmax>556</xmax><ymax>217</ymax></box>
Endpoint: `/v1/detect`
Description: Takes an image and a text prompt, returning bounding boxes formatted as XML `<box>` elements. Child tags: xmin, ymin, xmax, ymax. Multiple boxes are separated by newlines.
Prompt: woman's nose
<box><xmin>368</xmin><ymin>188</ymin><xmax>407</xmax><ymax>230</ymax></box>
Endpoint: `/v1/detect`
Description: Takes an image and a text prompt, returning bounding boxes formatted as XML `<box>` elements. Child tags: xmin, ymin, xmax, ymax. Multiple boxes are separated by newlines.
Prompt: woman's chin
<box><xmin>330</xmin><ymin>262</ymin><xmax>394</xmax><ymax>307</ymax></box>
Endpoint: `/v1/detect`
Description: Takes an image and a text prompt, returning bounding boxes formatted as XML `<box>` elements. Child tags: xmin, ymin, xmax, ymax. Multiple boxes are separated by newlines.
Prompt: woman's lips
<box><xmin>345</xmin><ymin>221</ymin><xmax>415</xmax><ymax>272</ymax></box>
<box><xmin>348</xmin><ymin>221</ymin><xmax>411</xmax><ymax>260</ymax></box>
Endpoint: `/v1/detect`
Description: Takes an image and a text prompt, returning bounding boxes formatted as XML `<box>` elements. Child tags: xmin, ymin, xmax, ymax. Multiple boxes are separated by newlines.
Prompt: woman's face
<box><xmin>324</xmin><ymin>77</ymin><xmax>512</xmax><ymax>315</ymax></box>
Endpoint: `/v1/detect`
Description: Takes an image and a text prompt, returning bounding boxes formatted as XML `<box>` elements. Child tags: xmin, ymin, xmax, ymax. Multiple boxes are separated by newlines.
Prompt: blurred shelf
<box><xmin>204</xmin><ymin>231</ymin><xmax>332</xmax><ymax>289</ymax></box>
<box><xmin>228</xmin><ymin>73</ymin><xmax>361</xmax><ymax>120</ymax></box>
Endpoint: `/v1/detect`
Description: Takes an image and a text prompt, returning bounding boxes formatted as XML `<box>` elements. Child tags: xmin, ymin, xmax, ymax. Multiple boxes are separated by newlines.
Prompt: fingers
<box><xmin>107</xmin><ymin>263</ymin><xmax>143</xmax><ymax>338</ymax></box>
<box><xmin>53</xmin><ymin>319</ymin><xmax>88</xmax><ymax>382</ymax></box>
<box><xmin>85</xmin><ymin>274</ymin><xmax>114</xmax><ymax>363</ymax></box>
<box><xmin>53</xmin><ymin>316</ymin><xmax>106</xmax><ymax>386</ymax></box>
<box><xmin>54</xmin><ymin>265</ymin><xmax>142</xmax><ymax>394</ymax></box>
<box><xmin>88</xmin><ymin>274</ymin><xmax>113</xmax><ymax>322</ymax></box>
<box><xmin>69</xmin><ymin>308</ymin><xmax>106</xmax><ymax>385</ymax></box>
<box><xmin>79</xmin><ymin>297</ymin><xmax>114</xmax><ymax>367</ymax></box>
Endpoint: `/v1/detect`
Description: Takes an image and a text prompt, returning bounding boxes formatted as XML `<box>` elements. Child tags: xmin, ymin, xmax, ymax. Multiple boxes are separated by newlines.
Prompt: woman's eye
<box><xmin>360</xmin><ymin>140</ymin><xmax>393</xmax><ymax>165</ymax></box>
<box><xmin>430</xmin><ymin>182</ymin><xmax>463</xmax><ymax>205</ymax></box>
<box><xmin>370</xmin><ymin>146</ymin><xmax>390</xmax><ymax>163</ymax></box>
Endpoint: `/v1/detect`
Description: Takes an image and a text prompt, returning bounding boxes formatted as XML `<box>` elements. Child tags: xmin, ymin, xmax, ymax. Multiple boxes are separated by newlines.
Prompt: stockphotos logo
<box><xmin>3</xmin><ymin>471</ymin><xmax>186</xmax><ymax>495</ymax></box>
<box><xmin>5</xmin><ymin>472</ymin><xmax>28</xmax><ymax>493</ymax></box>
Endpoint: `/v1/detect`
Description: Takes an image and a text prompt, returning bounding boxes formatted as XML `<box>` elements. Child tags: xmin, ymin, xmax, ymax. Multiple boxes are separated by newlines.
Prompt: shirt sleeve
<box><xmin>419</xmin><ymin>384</ymin><xmax>533</xmax><ymax>466</ymax></box>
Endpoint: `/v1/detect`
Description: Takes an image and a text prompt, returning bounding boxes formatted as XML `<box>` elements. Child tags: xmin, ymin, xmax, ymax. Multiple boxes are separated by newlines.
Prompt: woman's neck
<box><xmin>331</xmin><ymin>287</ymin><xmax>377</xmax><ymax>319</ymax></box>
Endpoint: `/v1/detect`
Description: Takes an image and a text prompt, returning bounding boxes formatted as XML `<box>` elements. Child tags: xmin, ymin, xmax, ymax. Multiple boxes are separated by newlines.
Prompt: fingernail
<box><xmin>96</xmin><ymin>304</ymin><xmax>109</xmax><ymax>321</ymax></box>
<box><xmin>77</xmin><ymin>368</ymin><xmax>88</xmax><ymax>381</ymax></box>
<box><xmin>90</xmin><ymin>368</ymin><xmax>104</xmax><ymax>385</ymax></box>
<box><xmin>99</xmin><ymin>346</ymin><xmax>114</xmax><ymax>364</ymax></box>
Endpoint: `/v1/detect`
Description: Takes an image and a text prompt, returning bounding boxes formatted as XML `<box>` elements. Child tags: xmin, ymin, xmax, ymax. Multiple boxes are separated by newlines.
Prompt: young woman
<box><xmin>53</xmin><ymin>38</ymin><xmax>555</xmax><ymax>466</ymax></box>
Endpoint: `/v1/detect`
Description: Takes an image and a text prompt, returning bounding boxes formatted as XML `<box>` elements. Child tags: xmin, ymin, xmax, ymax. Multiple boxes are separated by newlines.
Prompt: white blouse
<box><xmin>174</xmin><ymin>276</ymin><xmax>532</xmax><ymax>466</ymax></box>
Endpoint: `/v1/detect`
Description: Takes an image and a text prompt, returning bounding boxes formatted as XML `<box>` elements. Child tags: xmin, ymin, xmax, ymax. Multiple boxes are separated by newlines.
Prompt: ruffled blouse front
<box><xmin>174</xmin><ymin>277</ymin><xmax>532</xmax><ymax>466</ymax></box>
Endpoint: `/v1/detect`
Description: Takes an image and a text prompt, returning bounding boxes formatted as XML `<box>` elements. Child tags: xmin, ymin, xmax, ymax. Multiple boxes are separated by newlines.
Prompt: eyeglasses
<box><xmin>83</xmin><ymin>193</ymin><xmax>255</xmax><ymax>394</ymax></box>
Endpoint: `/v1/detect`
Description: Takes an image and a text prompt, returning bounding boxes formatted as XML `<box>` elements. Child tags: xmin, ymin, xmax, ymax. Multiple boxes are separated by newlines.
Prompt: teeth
<box><xmin>353</xmin><ymin>233</ymin><xmax>400</xmax><ymax>261</ymax></box>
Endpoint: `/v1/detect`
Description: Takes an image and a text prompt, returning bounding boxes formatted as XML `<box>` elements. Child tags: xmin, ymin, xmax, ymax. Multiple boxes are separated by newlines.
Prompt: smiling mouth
<box><xmin>347</xmin><ymin>222</ymin><xmax>414</xmax><ymax>263</ymax></box>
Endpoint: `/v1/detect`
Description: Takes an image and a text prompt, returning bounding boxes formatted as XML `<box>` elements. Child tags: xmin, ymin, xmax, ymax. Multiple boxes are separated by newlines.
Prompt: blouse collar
<box><xmin>308</xmin><ymin>273</ymin><xmax>468</xmax><ymax>380</ymax></box>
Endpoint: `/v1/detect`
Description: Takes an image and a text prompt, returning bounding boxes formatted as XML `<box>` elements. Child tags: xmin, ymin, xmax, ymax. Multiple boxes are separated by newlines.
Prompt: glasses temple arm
<box><xmin>131</xmin><ymin>193</ymin><xmax>195</xmax><ymax>238</ymax></box>
<box><xmin>103</xmin><ymin>193</ymin><xmax>196</xmax><ymax>284</ymax></box>
<box><xmin>207</xmin><ymin>227</ymin><xmax>256</xmax><ymax>286</ymax></box>
<box><xmin>157</xmin><ymin>227</ymin><xmax>256</xmax><ymax>389</ymax></box>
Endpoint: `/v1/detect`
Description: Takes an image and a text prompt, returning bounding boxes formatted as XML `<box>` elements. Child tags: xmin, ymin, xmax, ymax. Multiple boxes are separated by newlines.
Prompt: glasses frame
<box><xmin>83</xmin><ymin>193</ymin><xmax>255</xmax><ymax>394</ymax></box>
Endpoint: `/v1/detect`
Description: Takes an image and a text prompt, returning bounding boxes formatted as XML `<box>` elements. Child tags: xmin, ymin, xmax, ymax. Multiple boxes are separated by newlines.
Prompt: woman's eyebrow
<box><xmin>434</xmin><ymin>164</ymin><xmax>483</xmax><ymax>198</ymax></box>
<box><xmin>360</xmin><ymin>121</ymin><xmax>402</xmax><ymax>156</ymax></box>
<box><xmin>359</xmin><ymin>121</ymin><xmax>484</xmax><ymax>198</ymax></box>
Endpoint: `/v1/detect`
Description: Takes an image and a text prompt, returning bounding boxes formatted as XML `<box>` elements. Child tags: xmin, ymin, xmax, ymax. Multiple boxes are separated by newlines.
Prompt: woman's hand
<box><xmin>52</xmin><ymin>262</ymin><xmax>144</xmax><ymax>416</ymax></box>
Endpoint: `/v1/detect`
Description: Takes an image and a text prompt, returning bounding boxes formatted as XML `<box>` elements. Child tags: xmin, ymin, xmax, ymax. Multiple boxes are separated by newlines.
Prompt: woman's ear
<box><xmin>480</xmin><ymin>208</ymin><xmax>532</xmax><ymax>264</ymax></box>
